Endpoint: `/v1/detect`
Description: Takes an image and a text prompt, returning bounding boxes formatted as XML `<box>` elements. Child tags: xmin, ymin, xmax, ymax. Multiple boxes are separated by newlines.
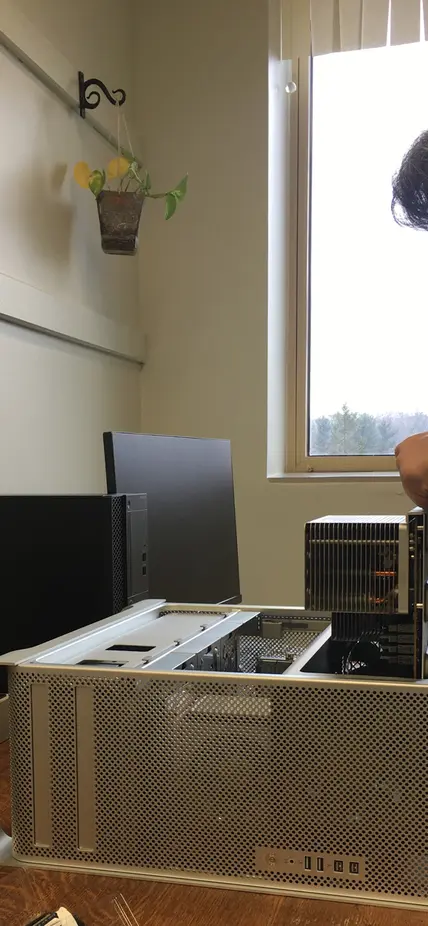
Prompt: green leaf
<box><xmin>172</xmin><ymin>174</ymin><xmax>188</xmax><ymax>201</ymax></box>
<box><xmin>88</xmin><ymin>169</ymin><xmax>105</xmax><ymax>197</ymax></box>
<box><xmin>165</xmin><ymin>193</ymin><xmax>177</xmax><ymax>220</ymax></box>
<box><xmin>139</xmin><ymin>169</ymin><xmax>152</xmax><ymax>192</ymax></box>
<box><xmin>128</xmin><ymin>162</ymin><xmax>140</xmax><ymax>183</ymax></box>
<box><xmin>121</xmin><ymin>148</ymin><xmax>134</xmax><ymax>164</ymax></box>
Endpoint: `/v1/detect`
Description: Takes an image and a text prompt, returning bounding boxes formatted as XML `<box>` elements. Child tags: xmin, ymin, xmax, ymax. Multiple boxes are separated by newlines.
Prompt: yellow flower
<box><xmin>107</xmin><ymin>156</ymin><xmax>131</xmax><ymax>180</ymax></box>
<box><xmin>73</xmin><ymin>161</ymin><xmax>92</xmax><ymax>189</ymax></box>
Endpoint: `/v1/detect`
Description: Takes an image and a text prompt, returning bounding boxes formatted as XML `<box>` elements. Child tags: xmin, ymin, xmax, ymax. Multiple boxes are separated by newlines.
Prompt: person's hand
<box><xmin>395</xmin><ymin>432</ymin><xmax>428</xmax><ymax>509</ymax></box>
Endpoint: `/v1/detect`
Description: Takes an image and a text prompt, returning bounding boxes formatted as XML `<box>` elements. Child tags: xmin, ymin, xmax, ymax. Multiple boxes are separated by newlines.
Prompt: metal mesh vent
<box><xmin>238</xmin><ymin>631</ymin><xmax>319</xmax><ymax>673</ymax></box>
<box><xmin>8</xmin><ymin>667</ymin><xmax>428</xmax><ymax>905</ymax></box>
<box><xmin>305</xmin><ymin>516</ymin><xmax>406</xmax><ymax>613</ymax></box>
<box><xmin>110</xmin><ymin>496</ymin><xmax>126</xmax><ymax>614</ymax></box>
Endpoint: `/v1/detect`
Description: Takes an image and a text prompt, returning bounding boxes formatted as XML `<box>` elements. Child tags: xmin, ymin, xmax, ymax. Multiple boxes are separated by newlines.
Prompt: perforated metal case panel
<box><xmin>110</xmin><ymin>495</ymin><xmax>127</xmax><ymax>613</ymax></box>
<box><xmin>238</xmin><ymin>629</ymin><xmax>320</xmax><ymax>672</ymax></box>
<box><xmin>9</xmin><ymin>667</ymin><xmax>428</xmax><ymax>907</ymax></box>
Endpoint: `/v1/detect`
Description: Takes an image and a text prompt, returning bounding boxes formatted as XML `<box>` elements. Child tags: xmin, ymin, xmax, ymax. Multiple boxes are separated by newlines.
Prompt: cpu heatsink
<box><xmin>305</xmin><ymin>515</ymin><xmax>409</xmax><ymax>615</ymax></box>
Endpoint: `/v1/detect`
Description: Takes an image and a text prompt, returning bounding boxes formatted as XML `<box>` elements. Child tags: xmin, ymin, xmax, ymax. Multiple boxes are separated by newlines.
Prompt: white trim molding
<box><xmin>0</xmin><ymin>273</ymin><xmax>145</xmax><ymax>364</ymax></box>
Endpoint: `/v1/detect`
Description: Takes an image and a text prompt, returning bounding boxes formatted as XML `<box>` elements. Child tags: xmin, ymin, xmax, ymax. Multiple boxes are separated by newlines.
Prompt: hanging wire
<box><xmin>116</xmin><ymin>100</ymin><xmax>122</xmax><ymax>161</ymax></box>
<box><xmin>115</xmin><ymin>102</ymin><xmax>140</xmax><ymax>192</ymax></box>
<box><xmin>122</xmin><ymin>112</ymin><xmax>135</xmax><ymax>161</ymax></box>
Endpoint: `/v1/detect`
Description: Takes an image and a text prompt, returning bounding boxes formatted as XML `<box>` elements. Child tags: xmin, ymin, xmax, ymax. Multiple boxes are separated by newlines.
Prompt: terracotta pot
<box><xmin>96</xmin><ymin>190</ymin><xmax>144</xmax><ymax>255</ymax></box>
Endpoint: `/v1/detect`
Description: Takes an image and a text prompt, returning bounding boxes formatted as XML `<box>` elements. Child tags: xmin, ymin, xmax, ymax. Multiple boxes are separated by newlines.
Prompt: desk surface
<box><xmin>0</xmin><ymin>742</ymin><xmax>426</xmax><ymax>926</ymax></box>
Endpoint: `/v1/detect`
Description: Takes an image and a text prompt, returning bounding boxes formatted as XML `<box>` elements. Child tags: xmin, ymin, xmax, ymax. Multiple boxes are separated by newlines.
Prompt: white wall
<box><xmin>135</xmin><ymin>0</ymin><xmax>409</xmax><ymax>605</ymax></box>
<box><xmin>0</xmin><ymin>0</ymin><xmax>141</xmax><ymax>493</ymax></box>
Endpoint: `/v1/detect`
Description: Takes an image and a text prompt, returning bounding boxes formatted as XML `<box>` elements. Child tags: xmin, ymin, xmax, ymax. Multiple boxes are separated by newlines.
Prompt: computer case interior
<box><xmin>304</xmin><ymin>508</ymin><xmax>424</xmax><ymax>680</ymax></box>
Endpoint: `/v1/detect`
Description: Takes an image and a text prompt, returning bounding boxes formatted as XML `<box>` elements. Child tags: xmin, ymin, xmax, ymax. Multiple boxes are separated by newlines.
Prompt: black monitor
<box><xmin>103</xmin><ymin>432</ymin><xmax>241</xmax><ymax>605</ymax></box>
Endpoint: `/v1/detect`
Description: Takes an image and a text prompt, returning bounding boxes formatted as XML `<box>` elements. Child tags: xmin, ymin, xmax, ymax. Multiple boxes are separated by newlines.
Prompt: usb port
<box><xmin>349</xmin><ymin>861</ymin><xmax>359</xmax><ymax>874</ymax></box>
<box><xmin>333</xmin><ymin>860</ymin><xmax>344</xmax><ymax>873</ymax></box>
<box><xmin>316</xmin><ymin>857</ymin><xmax>324</xmax><ymax>872</ymax></box>
<box><xmin>304</xmin><ymin>856</ymin><xmax>312</xmax><ymax>870</ymax></box>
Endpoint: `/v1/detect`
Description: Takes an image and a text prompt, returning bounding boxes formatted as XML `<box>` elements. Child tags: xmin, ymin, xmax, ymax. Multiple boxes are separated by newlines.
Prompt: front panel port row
<box><xmin>302</xmin><ymin>855</ymin><xmax>362</xmax><ymax>879</ymax></box>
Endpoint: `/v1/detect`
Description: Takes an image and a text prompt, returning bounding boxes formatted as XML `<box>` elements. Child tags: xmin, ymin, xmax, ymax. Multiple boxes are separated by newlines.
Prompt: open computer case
<box><xmin>1</xmin><ymin>506</ymin><xmax>427</xmax><ymax>912</ymax></box>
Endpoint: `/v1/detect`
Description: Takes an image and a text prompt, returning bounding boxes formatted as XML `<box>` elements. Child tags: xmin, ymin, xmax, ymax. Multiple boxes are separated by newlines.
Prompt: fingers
<box><xmin>395</xmin><ymin>432</ymin><xmax>428</xmax><ymax>509</ymax></box>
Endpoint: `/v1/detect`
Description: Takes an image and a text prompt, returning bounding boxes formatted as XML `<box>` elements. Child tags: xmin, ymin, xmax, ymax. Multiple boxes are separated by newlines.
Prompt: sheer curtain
<box><xmin>309</xmin><ymin>0</ymin><xmax>425</xmax><ymax>56</ymax></box>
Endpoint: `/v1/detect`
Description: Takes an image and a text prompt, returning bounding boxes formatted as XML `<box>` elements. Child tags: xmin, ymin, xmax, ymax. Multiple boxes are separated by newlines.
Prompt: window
<box><xmin>281</xmin><ymin>0</ymin><xmax>428</xmax><ymax>473</ymax></box>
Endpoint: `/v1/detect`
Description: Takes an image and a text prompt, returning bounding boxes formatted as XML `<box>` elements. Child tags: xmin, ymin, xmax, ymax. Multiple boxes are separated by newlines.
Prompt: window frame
<box><xmin>284</xmin><ymin>2</ymin><xmax>398</xmax><ymax>475</ymax></box>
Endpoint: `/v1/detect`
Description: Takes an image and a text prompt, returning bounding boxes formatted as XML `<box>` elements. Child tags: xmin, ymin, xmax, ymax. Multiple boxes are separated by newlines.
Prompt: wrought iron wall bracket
<box><xmin>78</xmin><ymin>71</ymin><xmax>126</xmax><ymax>119</ymax></box>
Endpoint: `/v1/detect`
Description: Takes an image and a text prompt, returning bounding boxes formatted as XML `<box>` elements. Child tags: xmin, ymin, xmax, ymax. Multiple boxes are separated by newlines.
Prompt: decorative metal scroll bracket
<box><xmin>78</xmin><ymin>71</ymin><xmax>126</xmax><ymax>119</ymax></box>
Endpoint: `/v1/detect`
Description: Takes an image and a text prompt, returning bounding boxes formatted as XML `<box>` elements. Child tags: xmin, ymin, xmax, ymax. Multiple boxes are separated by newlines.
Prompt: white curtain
<box><xmin>309</xmin><ymin>0</ymin><xmax>425</xmax><ymax>55</ymax></box>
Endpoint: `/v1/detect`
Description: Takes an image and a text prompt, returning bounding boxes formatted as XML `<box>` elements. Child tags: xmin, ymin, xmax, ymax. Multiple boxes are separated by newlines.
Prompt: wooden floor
<box><xmin>1</xmin><ymin>743</ymin><xmax>427</xmax><ymax>926</ymax></box>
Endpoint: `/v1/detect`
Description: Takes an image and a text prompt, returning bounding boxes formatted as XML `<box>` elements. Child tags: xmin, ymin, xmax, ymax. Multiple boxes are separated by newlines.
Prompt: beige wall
<box><xmin>16</xmin><ymin>0</ymin><xmax>135</xmax><ymax>104</ymax></box>
<box><xmin>0</xmin><ymin>323</ymin><xmax>140</xmax><ymax>493</ymax></box>
<box><xmin>135</xmin><ymin>0</ymin><xmax>409</xmax><ymax>605</ymax></box>
<box><xmin>0</xmin><ymin>0</ymin><xmax>141</xmax><ymax>493</ymax></box>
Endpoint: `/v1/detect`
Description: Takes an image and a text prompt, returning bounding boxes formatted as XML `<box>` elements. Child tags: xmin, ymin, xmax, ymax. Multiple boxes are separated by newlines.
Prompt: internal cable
<box><xmin>343</xmin><ymin>628</ymin><xmax>382</xmax><ymax>675</ymax></box>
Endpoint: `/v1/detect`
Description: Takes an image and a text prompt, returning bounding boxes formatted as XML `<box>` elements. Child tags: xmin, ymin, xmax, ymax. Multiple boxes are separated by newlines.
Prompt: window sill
<box><xmin>268</xmin><ymin>471</ymin><xmax>401</xmax><ymax>484</ymax></box>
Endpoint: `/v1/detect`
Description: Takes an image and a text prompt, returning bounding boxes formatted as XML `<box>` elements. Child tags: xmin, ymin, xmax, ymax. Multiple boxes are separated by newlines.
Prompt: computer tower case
<box><xmin>0</xmin><ymin>494</ymin><xmax>148</xmax><ymax>693</ymax></box>
<box><xmin>4</xmin><ymin>507</ymin><xmax>428</xmax><ymax>910</ymax></box>
<box><xmin>2</xmin><ymin>599</ymin><xmax>428</xmax><ymax>911</ymax></box>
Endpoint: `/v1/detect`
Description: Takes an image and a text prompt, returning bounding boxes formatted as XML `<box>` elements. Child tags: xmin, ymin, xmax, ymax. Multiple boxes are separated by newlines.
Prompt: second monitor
<box><xmin>103</xmin><ymin>432</ymin><xmax>241</xmax><ymax>605</ymax></box>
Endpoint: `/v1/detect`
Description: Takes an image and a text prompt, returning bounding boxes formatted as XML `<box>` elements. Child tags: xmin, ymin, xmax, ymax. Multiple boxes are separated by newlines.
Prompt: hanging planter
<box><xmin>96</xmin><ymin>190</ymin><xmax>144</xmax><ymax>255</ymax></box>
<box><xmin>73</xmin><ymin>156</ymin><xmax>188</xmax><ymax>256</ymax></box>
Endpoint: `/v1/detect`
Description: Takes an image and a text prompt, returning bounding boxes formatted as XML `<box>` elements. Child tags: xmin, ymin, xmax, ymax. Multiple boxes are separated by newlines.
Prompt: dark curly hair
<box><xmin>392</xmin><ymin>130</ymin><xmax>428</xmax><ymax>230</ymax></box>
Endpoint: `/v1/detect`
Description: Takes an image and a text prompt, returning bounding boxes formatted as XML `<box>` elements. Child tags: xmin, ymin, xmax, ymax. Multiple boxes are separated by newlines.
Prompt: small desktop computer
<box><xmin>0</xmin><ymin>493</ymin><xmax>148</xmax><ymax>694</ymax></box>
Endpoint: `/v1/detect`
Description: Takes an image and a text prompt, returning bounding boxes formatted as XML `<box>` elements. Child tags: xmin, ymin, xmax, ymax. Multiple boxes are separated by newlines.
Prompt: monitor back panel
<box><xmin>104</xmin><ymin>432</ymin><xmax>240</xmax><ymax>603</ymax></box>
